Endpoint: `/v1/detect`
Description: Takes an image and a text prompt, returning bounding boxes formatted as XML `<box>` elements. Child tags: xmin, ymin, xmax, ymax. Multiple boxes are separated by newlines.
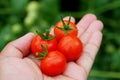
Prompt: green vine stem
<box><xmin>90</xmin><ymin>70</ymin><xmax>120</xmax><ymax>79</ymax></box>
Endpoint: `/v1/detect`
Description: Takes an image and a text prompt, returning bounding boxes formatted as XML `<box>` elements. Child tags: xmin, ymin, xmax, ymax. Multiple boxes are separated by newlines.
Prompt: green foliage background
<box><xmin>0</xmin><ymin>0</ymin><xmax>120</xmax><ymax>79</ymax></box>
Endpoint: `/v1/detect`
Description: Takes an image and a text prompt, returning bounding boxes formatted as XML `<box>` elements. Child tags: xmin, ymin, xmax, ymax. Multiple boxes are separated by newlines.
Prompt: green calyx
<box><xmin>36</xmin><ymin>29</ymin><xmax>55</xmax><ymax>40</ymax></box>
<box><xmin>35</xmin><ymin>45</ymin><xmax>48</xmax><ymax>60</ymax></box>
<box><xmin>57</xmin><ymin>16</ymin><xmax>75</xmax><ymax>35</ymax></box>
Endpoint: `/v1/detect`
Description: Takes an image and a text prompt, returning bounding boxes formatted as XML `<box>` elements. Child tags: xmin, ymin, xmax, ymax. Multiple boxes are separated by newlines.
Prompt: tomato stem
<box><xmin>57</xmin><ymin>16</ymin><xmax>75</xmax><ymax>35</ymax></box>
<box><xmin>67</xmin><ymin>16</ymin><xmax>71</xmax><ymax>25</ymax></box>
<box><xmin>35</xmin><ymin>45</ymin><xmax>48</xmax><ymax>60</ymax></box>
<box><xmin>36</xmin><ymin>29</ymin><xmax>55</xmax><ymax>40</ymax></box>
<box><xmin>61</xmin><ymin>16</ymin><xmax>66</xmax><ymax>26</ymax></box>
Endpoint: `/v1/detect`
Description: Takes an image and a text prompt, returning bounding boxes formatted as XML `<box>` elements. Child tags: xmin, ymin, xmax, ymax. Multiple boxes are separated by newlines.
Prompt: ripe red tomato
<box><xmin>31</xmin><ymin>35</ymin><xmax>57</xmax><ymax>57</ymax></box>
<box><xmin>40</xmin><ymin>51</ymin><xmax>66</xmax><ymax>76</ymax></box>
<box><xmin>57</xmin><ymin>35</ymin><xmax>83</xmax><ymax>61</ymax></box>
<box><xmin>54</xmin><ymin>20</ymin><xmax>78</xmax><ymax>41</ymax></box>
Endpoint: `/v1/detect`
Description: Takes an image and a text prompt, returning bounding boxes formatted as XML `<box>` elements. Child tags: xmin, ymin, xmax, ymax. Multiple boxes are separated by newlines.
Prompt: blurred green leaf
<box><xmin>10</xmin><ymin>0</ymin><xmax>29</xmax><ymax>13</ymax></box>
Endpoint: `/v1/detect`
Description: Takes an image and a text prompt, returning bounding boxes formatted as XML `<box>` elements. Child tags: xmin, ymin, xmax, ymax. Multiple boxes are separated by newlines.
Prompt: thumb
<box><xmin>0</xmin><ymin>33</ymin><xmax>34</xmax><ymax>58</ymax></box>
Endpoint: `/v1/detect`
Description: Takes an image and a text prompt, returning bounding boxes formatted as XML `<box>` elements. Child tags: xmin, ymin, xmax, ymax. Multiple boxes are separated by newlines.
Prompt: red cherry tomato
<box><xmin>57</xmin><ymin>35</ymin><xmax>83</xmax><ymax>61</ymax></box>
<box><xmin>31</xmin><ymin>35</ymin><xmax>57</xmax><ymax>57</ymax></box>
<box><xmin>40</xmin><ymin>51</ymin><xmax>66</xmax><ymax>76</ymax></box>
<box><xmin>54</xmin><ymin>19</ymin><xmax>78</xmax><ymax>41</ymax></box>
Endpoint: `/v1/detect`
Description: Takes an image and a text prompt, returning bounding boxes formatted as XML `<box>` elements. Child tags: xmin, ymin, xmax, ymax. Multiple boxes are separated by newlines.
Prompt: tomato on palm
<box><xmin>57</xmin><ymin>35</ymin><xmax>83</xmax><ymax>61</ymax></box>
<box><xmin>31</xmin><ymin>33</ymin><xmax>57</xmax><ymax>57</ymax></box>
<box><xmin>54</xmin><ymin>17</ymin><xmax>78</xmax><ymax>41</ymax></box>
<box><xmin>40</xmin><ymin>51</ymin><xmax>66</xmax><ymax>76</ymax></box>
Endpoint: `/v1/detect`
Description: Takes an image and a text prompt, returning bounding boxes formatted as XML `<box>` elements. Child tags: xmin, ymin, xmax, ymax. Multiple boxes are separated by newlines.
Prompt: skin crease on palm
<box><xmin>0</xmin><ymin>14</ymin><xmax>103</xmax><ymax>80</ymax></box>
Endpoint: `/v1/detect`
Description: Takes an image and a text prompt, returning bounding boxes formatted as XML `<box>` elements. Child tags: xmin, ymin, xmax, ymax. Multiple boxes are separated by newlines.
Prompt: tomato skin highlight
<box><xmin>31</xmin><ymin>35</ymin><xmax>57</xmax><ymax>57</ymax></box>
<box><xmin>40</xmin><ymin>51</ymin><xmax>67</xmax><ymax>76</ymax></box>
<box><xmin>54</xmin><ymin>20</ymin><xmax>78</xmax><ymax>41</ymax></box>
<box><xmin>57</xmin><ymin>35</ymin><xmax>83</xmax><ymax>61</ymax></box>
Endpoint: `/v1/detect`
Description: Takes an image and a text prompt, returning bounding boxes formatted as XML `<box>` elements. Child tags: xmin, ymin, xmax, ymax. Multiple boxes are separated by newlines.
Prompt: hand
<box><xmin>0</xmin><ymin>14</ymin><xmax>103</xmax><ymax>80</ymax></box>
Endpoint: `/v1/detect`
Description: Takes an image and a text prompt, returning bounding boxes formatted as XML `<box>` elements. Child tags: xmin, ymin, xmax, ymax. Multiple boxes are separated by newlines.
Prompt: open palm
<box><xmin>0</xmin><ymin>14</ymin><xmax>103</xmax><ymax>80</ymax></box>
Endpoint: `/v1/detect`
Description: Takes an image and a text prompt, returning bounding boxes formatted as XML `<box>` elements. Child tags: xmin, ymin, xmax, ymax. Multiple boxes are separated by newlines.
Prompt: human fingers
<box><xmin>77</xmin><ymin>14</ymin><xmax>97</xmax><ymax>37</ymax></box>
<box><xmin>0</xmin><ymin>33</ymin><xmax>34</xmax><ymax>58</ymax></box>
<box><xmin>80</xmin><ymin>20</ymin><xmax>103</xmax><ymax>45</ymax></box>
<box><xmin>76</xmin><ymin>14</ymin><xmax>103</xmax><ymax>76</ymax></box>
<box><xmin>43</xmin><ymin>74</ymin><xmax>74</xmax><ymax>80</ymax></box>
<box><xmin>76</xmin><ymin>31</ymin><xmax>102</xmax><ymax>76</ymax></box>
<box><xmin>63</xmin><ymin>62</ymin><xmax>87</xmax><ymax>80</ymax></box>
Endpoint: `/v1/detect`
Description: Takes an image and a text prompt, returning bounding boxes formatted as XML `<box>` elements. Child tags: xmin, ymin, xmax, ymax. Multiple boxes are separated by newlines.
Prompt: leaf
<box><xmin>10</xmin><ymin>0</ymin><xmax>29</xmax><ymax>13</ymax></box>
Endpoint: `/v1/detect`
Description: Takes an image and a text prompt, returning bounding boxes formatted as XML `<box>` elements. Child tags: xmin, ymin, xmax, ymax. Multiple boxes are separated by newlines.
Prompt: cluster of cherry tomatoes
<box><xmin>31</xmin><ymin>17</ymin><xmax>83</xmax><ymax>76</ymax></box>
